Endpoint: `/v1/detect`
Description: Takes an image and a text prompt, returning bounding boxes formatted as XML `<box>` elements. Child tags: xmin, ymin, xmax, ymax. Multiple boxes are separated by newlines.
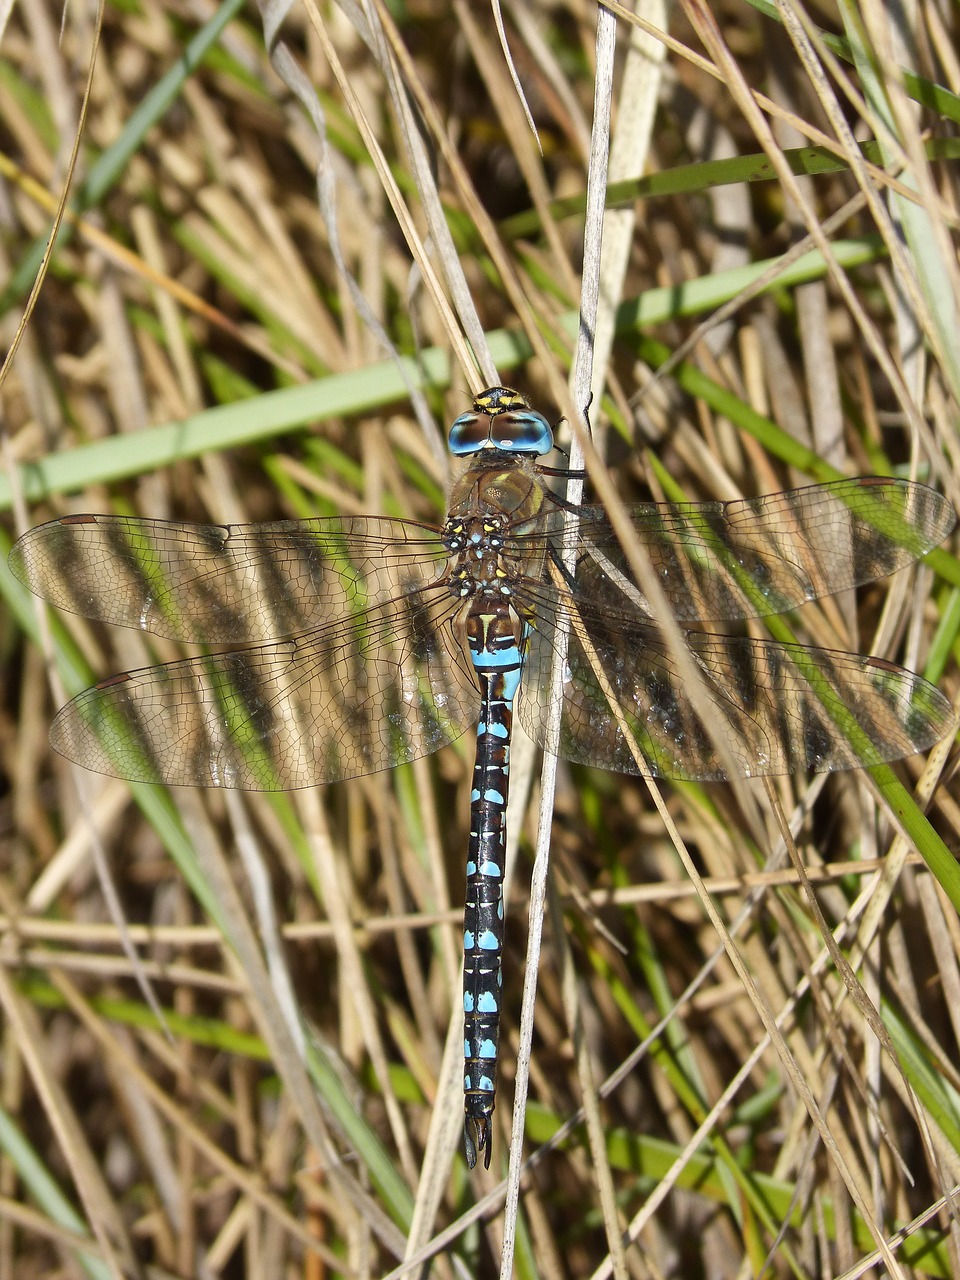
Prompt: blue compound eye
<box><xmin>448</xmin><ymin>411</ymin><xmax>488</xmax><ymax>455</ymax></box>
<box><xmin>493</xmin><ymin>410</ymin><xmax>554</xmax><ymax>454</ymax></box>
<box><xmin>448</xmin><ymin>387</ymin><xmax>554</xmax><ymax>456</ymax></box>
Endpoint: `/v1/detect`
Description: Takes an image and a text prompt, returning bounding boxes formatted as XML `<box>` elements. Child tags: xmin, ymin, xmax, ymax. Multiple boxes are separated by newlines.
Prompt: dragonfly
<box><xmin>10</xmin><ymin>386</ymin><xmax>955</xmax><ymax>1169</ymax></box>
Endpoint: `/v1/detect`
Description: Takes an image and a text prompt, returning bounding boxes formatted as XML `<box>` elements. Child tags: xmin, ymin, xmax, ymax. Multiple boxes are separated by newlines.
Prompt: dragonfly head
<box><xmin>448</xmin><ymin>386</ymin><xmax>554</xmax><ymax>457</ymax></box>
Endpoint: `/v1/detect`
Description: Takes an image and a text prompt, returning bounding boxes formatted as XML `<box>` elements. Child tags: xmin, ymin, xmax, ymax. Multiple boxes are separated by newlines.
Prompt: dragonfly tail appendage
<box><xmin>464</xmin><ymin>1114</ymin><xmax>493</xmax><ymax>1171</ymax></box>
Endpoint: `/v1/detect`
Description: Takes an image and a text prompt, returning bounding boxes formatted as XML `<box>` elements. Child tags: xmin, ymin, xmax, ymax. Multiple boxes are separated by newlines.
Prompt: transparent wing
<box><xmin>517</xmin><ymin>583</ymin><xmax>951</xmax><ymax>780</ymax></box>
<box><xmin>9</xmin><ymin>513</ymin><xmax>447</xmax><ymax>643</ymax></box>
<box><xmin>519</xmin><ymin>478</ymin><xmax>954</xmax><ymax>622</ymax></box>
<box><xmin>49</xmin><ymin>584</ymin><xmax>478</xmax><ymax>789</ymax></box>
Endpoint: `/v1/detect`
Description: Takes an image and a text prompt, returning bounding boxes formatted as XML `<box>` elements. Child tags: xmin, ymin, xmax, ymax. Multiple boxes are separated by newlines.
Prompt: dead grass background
<box><xmin>1</xmin><ymin>0</ymin><xmax>960</xmax><ymax>1277</ymax></box>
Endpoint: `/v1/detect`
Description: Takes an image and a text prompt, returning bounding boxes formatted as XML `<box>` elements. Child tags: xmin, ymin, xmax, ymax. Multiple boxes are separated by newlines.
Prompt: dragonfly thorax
<box><xmin>443</xmin><ymin>514</ymin><xmax>519</xmax><ymax>599</ymax></box>
<box><xmin>442</xmin><ymin>513</ymin><xmax>506</xmax><ymax>554</ymax></box>
<box><xmin>450</xmin><ymin>569</ymin><xmax>516</xmax><ymax>599</ymax></box>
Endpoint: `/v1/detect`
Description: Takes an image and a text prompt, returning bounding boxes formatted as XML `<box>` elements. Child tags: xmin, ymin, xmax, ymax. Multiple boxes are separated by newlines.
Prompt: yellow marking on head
<box><xmin>474</xmin><ymin>386</ymin><xmax>528</xmax><ymax>415</ymax></box>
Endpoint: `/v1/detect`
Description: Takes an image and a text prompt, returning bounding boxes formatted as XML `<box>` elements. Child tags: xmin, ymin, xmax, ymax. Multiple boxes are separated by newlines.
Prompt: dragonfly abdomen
<box><xmin>462</xmin><ymin>604</ymin><xmax>527</xmax><ymax>1169</ymax></box>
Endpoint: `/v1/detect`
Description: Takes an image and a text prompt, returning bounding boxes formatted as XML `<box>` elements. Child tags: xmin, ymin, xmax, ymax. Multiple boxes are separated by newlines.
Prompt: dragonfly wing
<box><xmin>9</xmin><ymin>513</ymin><xmax>446</xmax><ymax>643</ymax></box>
<box><xmin>517</xmin><ymin>586</ymin><xmax>951</xmax><ymax>780</ymax></box>
<box><xmin>532</xmin><ymin>478</ymin><xmax>953</xmax><ymax>622</ymax></box>
<box><xmin>50</xmin><ymin>584</ymin><xmax>478</xmax><ymax>789</ymax></box>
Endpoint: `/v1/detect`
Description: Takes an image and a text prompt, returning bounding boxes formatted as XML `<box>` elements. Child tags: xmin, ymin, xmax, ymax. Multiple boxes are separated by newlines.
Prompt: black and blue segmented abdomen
<box><xmin>462</xmin><ymin>607</ymin><xmax>528</xmax><ymax>1170</ymax></box>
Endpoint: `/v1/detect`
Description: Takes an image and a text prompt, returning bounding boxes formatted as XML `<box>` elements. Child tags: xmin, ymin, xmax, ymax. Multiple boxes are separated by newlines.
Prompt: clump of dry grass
<box><xmin>1</xmin><ymin>1</ymin><xmax>959</xmax><ymax>1276</ymax></box>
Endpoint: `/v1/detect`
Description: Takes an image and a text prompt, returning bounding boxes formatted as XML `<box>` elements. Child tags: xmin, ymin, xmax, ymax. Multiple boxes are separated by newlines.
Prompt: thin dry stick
<box><xmin>498</xmin><ymin>8</ymin><xmax>617</xmax><ymax>1277</ymax></box>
